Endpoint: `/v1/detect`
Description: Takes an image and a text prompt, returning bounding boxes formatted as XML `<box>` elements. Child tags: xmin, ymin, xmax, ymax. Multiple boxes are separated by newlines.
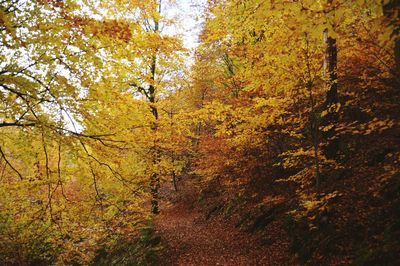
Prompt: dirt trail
<box><xmin>155</xmin><ymin>183</ymin><xmax>297</xmax><ymax>266</ymax></box>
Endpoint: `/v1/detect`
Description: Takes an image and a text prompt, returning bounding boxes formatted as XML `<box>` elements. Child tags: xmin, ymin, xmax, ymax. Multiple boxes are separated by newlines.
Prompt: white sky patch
<box><xmin>164</xmin><ymin>0</ymin><xmax>206</xmax><ymax>51</ymax></box>
<box><xmin>177</xmin><ymin>0</ymin><xmax>205</xmax><ymax>51</ymax></box>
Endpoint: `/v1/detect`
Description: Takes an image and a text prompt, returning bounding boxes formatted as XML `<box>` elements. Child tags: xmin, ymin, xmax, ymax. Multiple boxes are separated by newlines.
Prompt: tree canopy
<box><xmin>1</xmin><ymin>0</ymin><xmax>399</xmax><ymax>265</ymax></box>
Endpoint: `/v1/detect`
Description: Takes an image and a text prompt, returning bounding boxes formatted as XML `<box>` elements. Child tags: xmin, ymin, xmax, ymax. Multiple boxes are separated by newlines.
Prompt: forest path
<box><xmin>155</xmin><ymin>180</ymin><xmax>297</xmax><ymax>266</ymax></box>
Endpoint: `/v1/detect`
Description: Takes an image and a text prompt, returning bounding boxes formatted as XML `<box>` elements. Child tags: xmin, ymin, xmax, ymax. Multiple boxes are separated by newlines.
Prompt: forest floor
<box><xmin>155</xmin><ymin>177</ymin><xmax>298</xmax><ymax>266</ymax></box>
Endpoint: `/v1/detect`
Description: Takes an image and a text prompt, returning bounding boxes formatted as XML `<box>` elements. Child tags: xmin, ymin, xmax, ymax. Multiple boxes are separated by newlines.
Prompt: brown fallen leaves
<box><xmin>155</xmin><ymin>180</ymin><xmax>298</xmax><ymax>266</ymax></box>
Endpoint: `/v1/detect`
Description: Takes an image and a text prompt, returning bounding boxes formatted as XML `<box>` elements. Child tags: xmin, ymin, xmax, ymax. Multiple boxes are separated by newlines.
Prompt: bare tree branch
<box><xmin>0</xmin><ymin>145</ymin><xmax>23</xmax><ymax>180</ymax></box>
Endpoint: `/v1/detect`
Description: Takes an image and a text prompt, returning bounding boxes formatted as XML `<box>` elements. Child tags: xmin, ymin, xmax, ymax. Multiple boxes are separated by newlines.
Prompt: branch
<box><xmin>0</xmin><ymin>145</ymin><xmax>23</xmax><ymax>180</ymax></box>
<box><xmin>130</xmin><ymin>82</ymin><xmax>150</xmax><ymax>100</ymax></box>
<box><xmin>79</xmin><ymin>140</ymin><xmax>143</xmax><ymax>196</ymax></box>
<box><xmin>0</xmin><ymin>83</ymin><xmax>54</xmax><ymax>104</ymax></box>
<box><xmin>0</xmin><ymin>121</ymin><xmax>36</xmax><ymax>128</ymax></box>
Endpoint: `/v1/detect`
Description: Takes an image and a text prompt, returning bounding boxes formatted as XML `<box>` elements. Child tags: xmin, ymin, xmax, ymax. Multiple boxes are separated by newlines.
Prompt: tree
<box><xmin>323</xmin><ymin>0</ymin><xmax>338</xmax><ymax>106</ymax></box>
<box><xmin>124</xmin><ymin>0</ymin><xmax>186</xmax><ymax>214</ymax></box>
<box><xmin>0</xmin><ymin>0</ymin><xmax>166</xmax><ymax>263</ymax></box>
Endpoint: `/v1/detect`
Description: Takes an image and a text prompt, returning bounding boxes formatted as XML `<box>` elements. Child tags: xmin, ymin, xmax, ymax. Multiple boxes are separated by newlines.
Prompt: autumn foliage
<box><xmin>1</xmin><ymin>0</ymin><xmax>399</xmax><ymax>265</ymax></box>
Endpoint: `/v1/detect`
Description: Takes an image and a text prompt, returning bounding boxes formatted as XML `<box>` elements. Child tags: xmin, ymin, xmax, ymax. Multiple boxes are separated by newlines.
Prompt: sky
<box><xmin>165</xmin><ymin>0</ymin><xmax>206</xmax><ymax>51</ymax></box>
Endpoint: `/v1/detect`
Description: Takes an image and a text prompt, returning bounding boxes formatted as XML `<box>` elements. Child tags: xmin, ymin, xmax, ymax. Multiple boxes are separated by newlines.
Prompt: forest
<box><xmin>0</xmin><ymin>0</ymin><xmax>399</xmax><ymax>265</ymax></box>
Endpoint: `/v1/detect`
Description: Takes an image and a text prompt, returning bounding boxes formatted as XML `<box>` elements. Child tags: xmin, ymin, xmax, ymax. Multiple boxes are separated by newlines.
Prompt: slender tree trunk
<box><xmin>150</xmin><ymin>57</ymin><xmax>160</xmax><ymax>214</ymax></box>
<box><xmin>305</xmin><ymin>34</ymin><xmax>321</xmax><ymax>190</ymax></box>
<box><xmin>324</xmin><ymin>29</ymin><xmax>338</xmax><ymax>106</ymax></box>
<box><xmin>396</xmin><ymin>40</ymin><xmax>400</xmax><ymax>70</ymax></box>
<box><xmin>323</xmin><ymin>0</ymin><xmax>340</xmax><ymax>159</ymax></box>
<box><xmin>149</xmin><ymin>2</ymin><xmax>161</xmax><ymax>214</ymax></box>
<box><xmin>323</xmin><ymin>0</ymin><xmax>338</xmax><ymax>105</ymax></box>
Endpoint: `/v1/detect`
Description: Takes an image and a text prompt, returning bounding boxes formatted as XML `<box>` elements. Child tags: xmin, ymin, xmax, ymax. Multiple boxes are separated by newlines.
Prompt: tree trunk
<box><xmin>149</xmin><ymin>2</ymin><xmax>161</xmax><ymax>214</ymax></box>
<box><xmin>396</xmin><ymin>39</ymin><xmax>400</xmax><ymax>70</ymax></box>
<box><xmin>149</xmin><ymin>68</ymin><xmax>160</xmax><ymax>214</ymax></box>
<box><xmin>305</xmin><ymin>34</ymin><xmax>322</xmax><ymax>190</ymax></box>
<box><xmin>323</xmin><ymin>0</ymin><xmax>340</xmax><ymax>159</ymax></box>
<box><xmin>324</xmin><ymin>29</ymin><xmax>338</xmax><ymax>106</ymax></box>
